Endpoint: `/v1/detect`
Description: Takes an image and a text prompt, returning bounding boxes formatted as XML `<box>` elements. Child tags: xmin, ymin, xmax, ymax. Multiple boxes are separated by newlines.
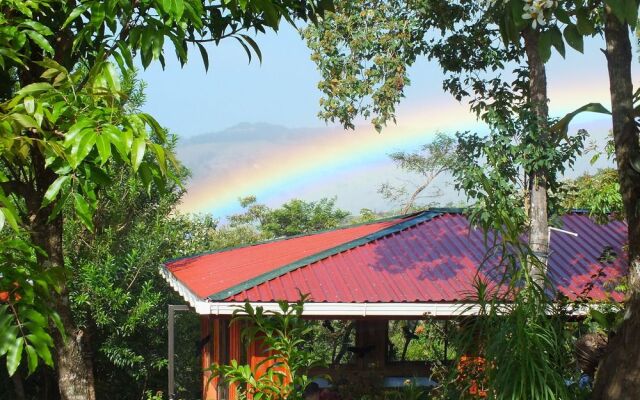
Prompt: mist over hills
<box><xmin>176</xmin><ymin>122</ymin><xmax>327</xmax><ymax>182</ymax></box>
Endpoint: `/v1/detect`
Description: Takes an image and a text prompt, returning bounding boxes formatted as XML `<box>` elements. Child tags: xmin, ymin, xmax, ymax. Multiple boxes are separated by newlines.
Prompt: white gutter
<box><xmin>160</xmin><ymin>266</ymin><xmax>593</xmax><ymax>317</ymax></box>
<box><xmin>199</xmin><ymin>301</ymin><xmax>481</xmax><ymax>317</ymax></box>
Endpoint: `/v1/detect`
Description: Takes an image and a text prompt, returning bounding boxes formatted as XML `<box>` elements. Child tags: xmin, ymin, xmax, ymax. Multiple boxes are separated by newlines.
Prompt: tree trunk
<box><xmin>522</xmin><ymin>28</ymin><xmax>550</xmax><ymax>284</ymax></box>
<box><xmin>592</xmin><ymin>8</ymin><xmax>640</xmax><ymax>399</ymax></box>
<box><xmin>12</xmin><ymin>372</ymin><xmax>26</xmax><ymax>400</ymax></box>
<box><xmin>29</xmin><ymin>152</ymin><xmax>97</xmax><ymax>400</ymax></box>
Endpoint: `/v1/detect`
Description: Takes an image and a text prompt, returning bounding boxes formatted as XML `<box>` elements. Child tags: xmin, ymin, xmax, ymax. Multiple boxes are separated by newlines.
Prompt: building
<box><xmin>161</xmin><ymin>209</ymin><xmax>627</xmax><ymax>399</ymax></box>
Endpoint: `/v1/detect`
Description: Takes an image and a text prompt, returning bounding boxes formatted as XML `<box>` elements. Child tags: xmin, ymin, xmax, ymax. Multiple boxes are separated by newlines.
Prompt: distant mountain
<box><xmin>181</xmin><ymin>123</ymin><xmax>295</xmax><ymax>145</ymax></box>
<box><xmin>175</xmin><ymin>122</ymin><xmax>327</xmax><ymax>184</ymax></box>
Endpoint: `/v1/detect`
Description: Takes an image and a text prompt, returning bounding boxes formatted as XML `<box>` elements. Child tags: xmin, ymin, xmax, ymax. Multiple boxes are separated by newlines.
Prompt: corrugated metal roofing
<box><xmin>164</xmin><ymin>211</ymin><xmax>628</xmax><ymax>303</ymax></box>
<box><xmin>166</xmin><ymin>215</ymin><xmax>414</xmax><ymax>299</ymax></box>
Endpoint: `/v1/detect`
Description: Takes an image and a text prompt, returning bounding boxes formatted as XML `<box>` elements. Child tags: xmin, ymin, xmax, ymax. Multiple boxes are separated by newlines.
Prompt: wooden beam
<box><xmin>201</xmin><ymin>316</ymin><xmax>216</xmax><ymax>400</ymax></box>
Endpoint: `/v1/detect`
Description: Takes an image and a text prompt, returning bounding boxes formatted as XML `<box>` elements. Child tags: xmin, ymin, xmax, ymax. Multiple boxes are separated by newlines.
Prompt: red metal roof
<box><xmin>166</xmin><ymin>215</ymin><xmax>413</xmax><ymax>299</ymax></box>
<box><xmin>164</xmin><ymin>211</ymin><xmax>628</xmax><ymax>303</ymax></box>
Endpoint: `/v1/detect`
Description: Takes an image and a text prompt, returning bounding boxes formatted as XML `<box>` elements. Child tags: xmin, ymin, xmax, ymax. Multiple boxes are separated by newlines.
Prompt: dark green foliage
<box><xmin>0</xmin><ymin>0</ymin><xmax>334</xmax><ymax>387</ymax></box>
<box><xmin>63</xmin><ymin>159</ymin><xmax>186</xmax><ymax>398</ymax></box>
<box><xmin>229</xmin><ymin>196</ymin><xmax>350</xmax><ymax>238</ymax></box>
<box><xmin>0</xmin><ymin>237</ymin><xmax>62</xmax><ymax>376</ymax></box>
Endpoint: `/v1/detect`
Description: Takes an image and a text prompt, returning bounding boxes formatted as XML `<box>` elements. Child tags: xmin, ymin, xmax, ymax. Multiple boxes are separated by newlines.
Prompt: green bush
<box><xmin>207</xmin><ymin>294</ymin><xmax>325</xmax><ymax>400</ymax></box>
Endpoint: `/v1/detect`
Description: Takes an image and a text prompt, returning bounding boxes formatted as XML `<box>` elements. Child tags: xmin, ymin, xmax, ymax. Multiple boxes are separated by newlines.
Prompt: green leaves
<box><xmin>0</xmin><ymin>239</ymin><xmax>62</xmax><ymax>377</ymax></box>
<box><xmin>6</xmin><ymin>333</ymin><xmax>24</xmax><ymax>376</ymax></box>
<box><xmin>62</xmin><ymin>4</ymin><xmax>90</xmax><ymax>28</ymax></box>
<box><xmin>23</xmin><ymin>96</ymin><xmax>35</xmax><ymax>114</ymax></box>
<box><xmin>240</xmin><ymin>35</ymin><xmax>263</xmax><ymax>64</ymax></box>
<box><xmin>103</xmin><ymin>62</ymin><xmax>121</xmax><ymax>93</ymax></box>
<box><xmin>208</xmin><ymin>295</ymin><xmax>323</xmax><ymax>399</ymax></box>
<box><xmin>563</xmin><ymin>24</ymin><xmax>584</xmax><ymax>53</ymax></box>
<box><xmin>0</xmin><ymin>0</ymin><xmax>333</xmax><ymax>380</ymax></box>
<box><xmin>131</xmin><ymin>137</ymin><xmax>146</xmax><ymax>172</ymax></box>
<box><xmin>24</xmin><ymin>29</ymin><xmax>54</xmax><ymax>54</ymax></box>
<box><xmin>551</xmin><ymin>103</ymin><xmax>611</xmax><ymax>137</ymax></box>
<box><xmin>73</xmin><ymin>193</ymin><xmax>94</xmax><ymax>231</ymax></box>
<box><xmin>163</xmin><ymin>0</ymin><xmax>185</xmax><ymax>20</ymax></box>
<box><xmin>43</xmin><ymin>175</ymin><xmax>71</xmax><ymax>207</ymax></box>
<box><xmin>548</xmin><ymin>26</ymin><xmax>565</xmax><ymax>58</ymax></box>
<box><xmin>538</xmin><ymin>29</ymin><xmax>553</xmax><ymax>62</ymax></box>
<box><xmin>605</xmin><ymin>0</ymin><xmax>639</xmax><ymax>27</ymax></box>
<box><xmin>96</xmin><ymin>134</ymin><xmax>112</xmax><ymax>165</ymax></box>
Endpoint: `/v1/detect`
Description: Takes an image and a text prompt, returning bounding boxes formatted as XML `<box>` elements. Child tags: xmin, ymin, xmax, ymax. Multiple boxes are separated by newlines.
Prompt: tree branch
<box><xmin>0</xmin><ymin>181</ymin><xmax>30</xmax><ymax>199</ymax></box>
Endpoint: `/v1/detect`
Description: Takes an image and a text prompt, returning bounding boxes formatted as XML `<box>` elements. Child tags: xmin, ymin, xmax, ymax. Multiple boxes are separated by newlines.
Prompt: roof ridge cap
<box><xmin>206</xmin><ymin>210</ymin><xmax>443</xmax><ymax>301</ymax></box>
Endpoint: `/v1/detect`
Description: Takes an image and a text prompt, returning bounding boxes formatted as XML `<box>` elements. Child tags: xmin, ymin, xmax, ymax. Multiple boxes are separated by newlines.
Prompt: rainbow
<box><xmin>177</xmin><ymin>78</ymin><xmax>613</xmax><ymax>218</ymax></box>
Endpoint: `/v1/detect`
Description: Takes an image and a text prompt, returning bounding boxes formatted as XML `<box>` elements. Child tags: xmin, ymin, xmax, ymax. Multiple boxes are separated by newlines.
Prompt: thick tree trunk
<box><xmin>592</xmin><ymin>8</ymin><xmax>640</xmax><ymax>399</ymax></box>
<box><xmin>29</xmin><ymin>152</ymin><xmax>97</xmax><ymax>400</ymax></box>
<box><xmin>522</xmin><ymin>28</ymin><xmax>550</xmax><ymax>284</ymax></box>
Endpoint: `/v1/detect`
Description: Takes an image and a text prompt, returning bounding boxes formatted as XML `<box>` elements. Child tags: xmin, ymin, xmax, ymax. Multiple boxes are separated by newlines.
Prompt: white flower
<box><xmin>522</xmin><ymin>3</ymin><xmax>546</xmax><ymax>28</ymax></box>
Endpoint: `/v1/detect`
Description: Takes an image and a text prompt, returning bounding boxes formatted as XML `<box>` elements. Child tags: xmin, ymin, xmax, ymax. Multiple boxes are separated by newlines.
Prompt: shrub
<box><xmin>207</xmin><ymin>294</ymin><xmax>325</xmax><ymax>400</ymax></box>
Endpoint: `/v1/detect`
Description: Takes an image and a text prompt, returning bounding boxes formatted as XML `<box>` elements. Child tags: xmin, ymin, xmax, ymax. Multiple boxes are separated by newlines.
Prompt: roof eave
<box><xmin>159</xmin><ymin>265</ymin><xmax>211</xmax><ymax>313</ymax></box>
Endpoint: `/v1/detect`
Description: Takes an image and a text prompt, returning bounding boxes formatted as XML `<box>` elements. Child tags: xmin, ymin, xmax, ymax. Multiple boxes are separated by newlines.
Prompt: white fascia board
<box><xmin>198</xmin><ymin>302</ymin><xmax>592</xmax><ymax>317</ymax></box>
<box><xmin>159</xmin><ymin>265</ymin><xmax>199</xmax><ymax>311</ymax></box>
<box><xmin>198</xmin><ymin>302</ymin><xmax>481</xmax><ymax>317</ymax></box>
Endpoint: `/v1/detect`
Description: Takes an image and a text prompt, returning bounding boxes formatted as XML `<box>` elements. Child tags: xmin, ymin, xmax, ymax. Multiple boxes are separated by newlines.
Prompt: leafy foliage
<box><xmin>451</xmin><ymin>110</ymin><xmax>588</xmax><ymax>232</ymax></box>
<box><xmin>303</xmin><ymin>1</ymin><xmax>527</xmax><ymax>130</ymax></box>
<box><xmin>0</xmin><ymin>237</ymin><xmax>61</xmax><ymax>376</ymax></box>
<box><xmin>63</xmin><ymin>161</ymin><xmax>183</xmax><ymax>397</ymax></box>
<box><xmin>208</xmin><ymin>295</ymin><xmax>325</xmax><ymax>400</ymax></box>
<box><xmin>379</xmin><ymin>132</ymin><xmax>457</xmax><ymax>213</ymax></box>
<box><xmin>0</xmin><ymin>0</ymin><xmax>334</xmax><ymax>383</ymax></box>
<box><xmin>561</xmin><ymin>168</ymin><xmax>623</xmax><ymax>223</ymax></box>
<box><xmin>229</xmin><ymin>196</ymin><xmax>350</xmax><ymax>238</ymax></box>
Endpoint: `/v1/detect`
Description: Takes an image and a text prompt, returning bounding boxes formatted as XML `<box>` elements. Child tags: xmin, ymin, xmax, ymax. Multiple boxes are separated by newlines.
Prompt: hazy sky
<box><xmin>138</xmin><ymin>23</ymin><xmax>633</xmax><ymax>218</ymax></box>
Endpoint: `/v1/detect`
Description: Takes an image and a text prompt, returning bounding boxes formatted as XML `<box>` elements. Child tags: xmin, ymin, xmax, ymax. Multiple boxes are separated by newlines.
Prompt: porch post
<box><xmin>168</xmin><ymin>304</ymin><xmax>190</xmax><ymax>400</ymax></box>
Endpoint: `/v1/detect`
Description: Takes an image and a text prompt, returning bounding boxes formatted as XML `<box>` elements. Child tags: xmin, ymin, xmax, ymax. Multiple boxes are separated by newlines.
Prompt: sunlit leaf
<box><xmin>73</xmin><ymin>193</ymin><xmax>94</xmax><ymax>231</ymax></box>
<box><xmin>96</xmin><ymin>134</ymin><xmax>112</xmax><ymax>165</ymax></box>
<box><xmin>42</xmin><ymin>175</ymin><xmax>70</xmax><ymax>207</ymax></box>
<box><xmin>131</xmin><ymin>137</ymin><xmax>146</xmax><ymax>172</ymax></box>
<box><xmin>25</xmin><ymin>30</ymin><xmax>54</xmax><ymax>54</ymax></box>
<box><xmin>6</xmin><ymin>337</ymin><xmax>23</xmax><ymax>376</ymax></box>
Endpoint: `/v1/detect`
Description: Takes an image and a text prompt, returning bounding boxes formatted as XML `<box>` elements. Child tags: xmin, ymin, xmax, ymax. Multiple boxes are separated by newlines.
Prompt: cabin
<box><xmin>160</xmin><ymin>209</ymin><xmax>628</xmax><ymax>400</ymax></box>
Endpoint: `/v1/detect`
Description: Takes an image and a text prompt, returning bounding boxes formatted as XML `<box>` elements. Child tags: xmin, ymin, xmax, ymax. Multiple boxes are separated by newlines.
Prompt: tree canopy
<box><xmin>229</xmin><ymin>196</ymin><xmax>350</xmax><ymax>238</ymax></box>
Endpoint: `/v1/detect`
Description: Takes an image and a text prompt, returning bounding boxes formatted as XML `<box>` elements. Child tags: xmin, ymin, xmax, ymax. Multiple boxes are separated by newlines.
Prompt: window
<box><xmin>387</xmin><ymin>320</ymin><xmax>454</xmax><ymax>362</ymax></box>
<box><xmin>309</xmin><ymin>320</ymin><xmax>357</xmax><ymax>365</ymax></box>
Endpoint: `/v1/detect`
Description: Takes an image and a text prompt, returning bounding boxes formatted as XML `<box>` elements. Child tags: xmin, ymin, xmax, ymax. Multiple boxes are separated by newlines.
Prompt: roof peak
<box><xmin>164</xmin><ymin>210</ymin><xmax>431</xmax><ymax>266</ymax></box>
<box><xmin>206</xmin><ymin>210</ymin><xmax>444</xmax><ymax>300</ymax></box>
